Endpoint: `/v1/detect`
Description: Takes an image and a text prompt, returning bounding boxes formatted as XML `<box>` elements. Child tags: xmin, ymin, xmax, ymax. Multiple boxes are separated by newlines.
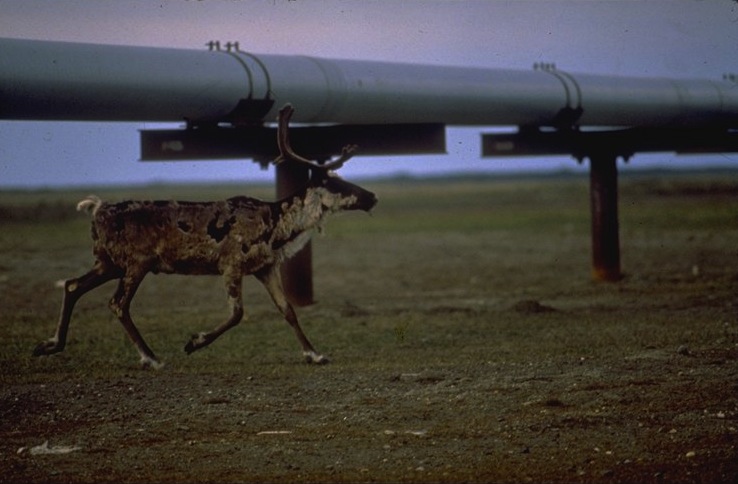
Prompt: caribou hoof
<box><xmin>32</xmin><ymin>339</ymin><xmax>61</xmax><ymax>357</ymax></box>
<box><xmin>303</xmin><ymin>351</ymin><xmax>330</xmax><ymax>364</ymax></box>
<box><xmin>140</xmin><ymin>355</ymin><xmax>164</xmax><ymax>370</ymax></box>
<box><xmin>184</xmin><ymin>332</ymin><xmax>208</xmax><ymax>354</ymax></box>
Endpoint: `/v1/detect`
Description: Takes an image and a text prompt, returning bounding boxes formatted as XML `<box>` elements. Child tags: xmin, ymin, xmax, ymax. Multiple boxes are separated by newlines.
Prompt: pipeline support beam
<box><xmin>275</xmin><ymin>162</ymin><xmax>314</xmax><ymax>306</ymax></box>
<box><xmin>482</xmin><ymin>127</ymin><xmax>738</xmax><ymax>281</ymax></box>
<box><xmin>139</xmin><ymin>123</ymin><xmax>446</xmax><ymax>162</ymax></box>
<box><xmin>589</xmin><ymin>154</ymin><xmax>621</xmax><ymax>282</ymax></box>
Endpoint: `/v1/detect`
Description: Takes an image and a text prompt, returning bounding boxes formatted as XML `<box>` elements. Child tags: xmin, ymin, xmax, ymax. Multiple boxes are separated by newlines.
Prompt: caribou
<box><xmin>33</xmin><ymin>104</ymin><xmax>377</xmax><ymax>368</ymax></box>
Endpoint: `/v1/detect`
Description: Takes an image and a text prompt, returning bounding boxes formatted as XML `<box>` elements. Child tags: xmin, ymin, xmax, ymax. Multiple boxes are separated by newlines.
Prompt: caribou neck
<box><xmin>271</xmin><ymin>183</ymin><xmax>329</xmax><ymax>244</ymax></box>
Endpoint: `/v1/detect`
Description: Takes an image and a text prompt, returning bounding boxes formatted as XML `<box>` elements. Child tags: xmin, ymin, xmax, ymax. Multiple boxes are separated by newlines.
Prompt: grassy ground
<box><xmin>1</xmin><ymin>170</ymin><xmax>737</xmax><ymax>483</ymax></box>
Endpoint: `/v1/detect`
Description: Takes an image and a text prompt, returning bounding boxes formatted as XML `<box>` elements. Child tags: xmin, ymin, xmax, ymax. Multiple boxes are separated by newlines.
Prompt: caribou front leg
<box><xmin>185</xmin><ymin>273</ymin><xmax>244</xmax><ymax>354</ymax></box>
<box><xmin>109</xmin><ymin>269</ymin><xmax>162</xmax><ymax>369</ymax></box>
<box><xmin>256</xmin><ymin>266</ymin><xmax>328</xmax><ymax>364</ymax></box>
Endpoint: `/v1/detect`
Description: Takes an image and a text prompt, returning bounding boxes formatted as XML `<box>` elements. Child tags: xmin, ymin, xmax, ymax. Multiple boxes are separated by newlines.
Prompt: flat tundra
<box><xmin>33</xmin><ymin>105</ymin><xmax>377</xmax><ymax>368</ymax></box>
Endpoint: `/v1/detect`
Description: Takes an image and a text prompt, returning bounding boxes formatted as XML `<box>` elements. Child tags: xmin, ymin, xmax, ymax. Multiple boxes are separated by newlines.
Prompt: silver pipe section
<box><xmin>1</xmin><ymin>37</ymin><xmax>737</xmax><ymax>128</ymax></box>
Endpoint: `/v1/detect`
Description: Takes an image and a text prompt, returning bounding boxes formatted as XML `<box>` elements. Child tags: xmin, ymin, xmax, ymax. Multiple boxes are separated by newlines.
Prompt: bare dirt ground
<box><xmin>1</xmin><ymin>173</ymin><xmax>737</xmax><ymax>483</ymax></box>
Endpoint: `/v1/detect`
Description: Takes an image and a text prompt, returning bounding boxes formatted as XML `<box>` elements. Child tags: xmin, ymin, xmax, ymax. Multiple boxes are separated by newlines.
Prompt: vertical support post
<box><xmin>276</xmin><ymin>162</ymin><xmax>315</xmax><ymax>306</ymax></box>
<box><xmin>589</xmin><ymin>153</ymin><xmax>622</xmax><ymax>281</ymax></box>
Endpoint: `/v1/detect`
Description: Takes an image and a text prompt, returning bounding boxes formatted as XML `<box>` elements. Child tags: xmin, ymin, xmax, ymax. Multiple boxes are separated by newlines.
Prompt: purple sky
<box><xmin>1</xmin><ymin>0</ymin><xmax>737</xmax><ymax>188</ymax></box>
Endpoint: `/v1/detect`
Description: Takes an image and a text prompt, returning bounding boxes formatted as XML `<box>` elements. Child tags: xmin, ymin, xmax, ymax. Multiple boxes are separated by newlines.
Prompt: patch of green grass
<box><xmin>2</xmin><ymin>173</ymin><xmax>737</xmax><ymax>383</ymax></box>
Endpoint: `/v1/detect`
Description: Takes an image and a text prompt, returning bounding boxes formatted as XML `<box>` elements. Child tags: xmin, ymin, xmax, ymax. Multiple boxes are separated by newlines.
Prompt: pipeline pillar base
<box><xmin>589</xmin><ymin>154</ymin><xmax>622</xmax><ymax>282</ymax></box>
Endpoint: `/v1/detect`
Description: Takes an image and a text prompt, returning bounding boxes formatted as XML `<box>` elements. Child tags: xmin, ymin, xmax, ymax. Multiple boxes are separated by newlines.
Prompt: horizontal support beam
<box><xmin>140</xmin><ymin>124</ymin><xmax>446</xmax><ymax>162</ymax></box>
<box><xmin>481</xmin><ymin>127</ymin><xmax>738</xmax><ymax>159</ymax></box>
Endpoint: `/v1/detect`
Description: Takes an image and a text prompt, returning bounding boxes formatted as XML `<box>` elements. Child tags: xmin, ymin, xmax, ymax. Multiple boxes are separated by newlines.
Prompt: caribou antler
<box><xmin>274</xmin><ymin>104</ymin><xmax>357</xmax><ymax>171</ymax></box>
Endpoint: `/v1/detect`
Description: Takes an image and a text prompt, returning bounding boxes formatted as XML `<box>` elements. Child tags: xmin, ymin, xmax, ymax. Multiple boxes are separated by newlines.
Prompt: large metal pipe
<box><xmin>2</xmin><ymin>37</ymin><xmax>737</xmax><ymax>128</ymax></box>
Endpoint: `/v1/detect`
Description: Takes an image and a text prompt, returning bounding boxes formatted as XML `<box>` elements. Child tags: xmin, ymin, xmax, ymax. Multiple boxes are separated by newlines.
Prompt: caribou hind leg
<box><xmin>256</xmin><ymin>267</ymin><xmax>328</xmax><ymax>364</ymax></box>
<box><xmin>34</xmin><ymin>260</ymin><xmax>119</xmax><ymax>358</ymax></box>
